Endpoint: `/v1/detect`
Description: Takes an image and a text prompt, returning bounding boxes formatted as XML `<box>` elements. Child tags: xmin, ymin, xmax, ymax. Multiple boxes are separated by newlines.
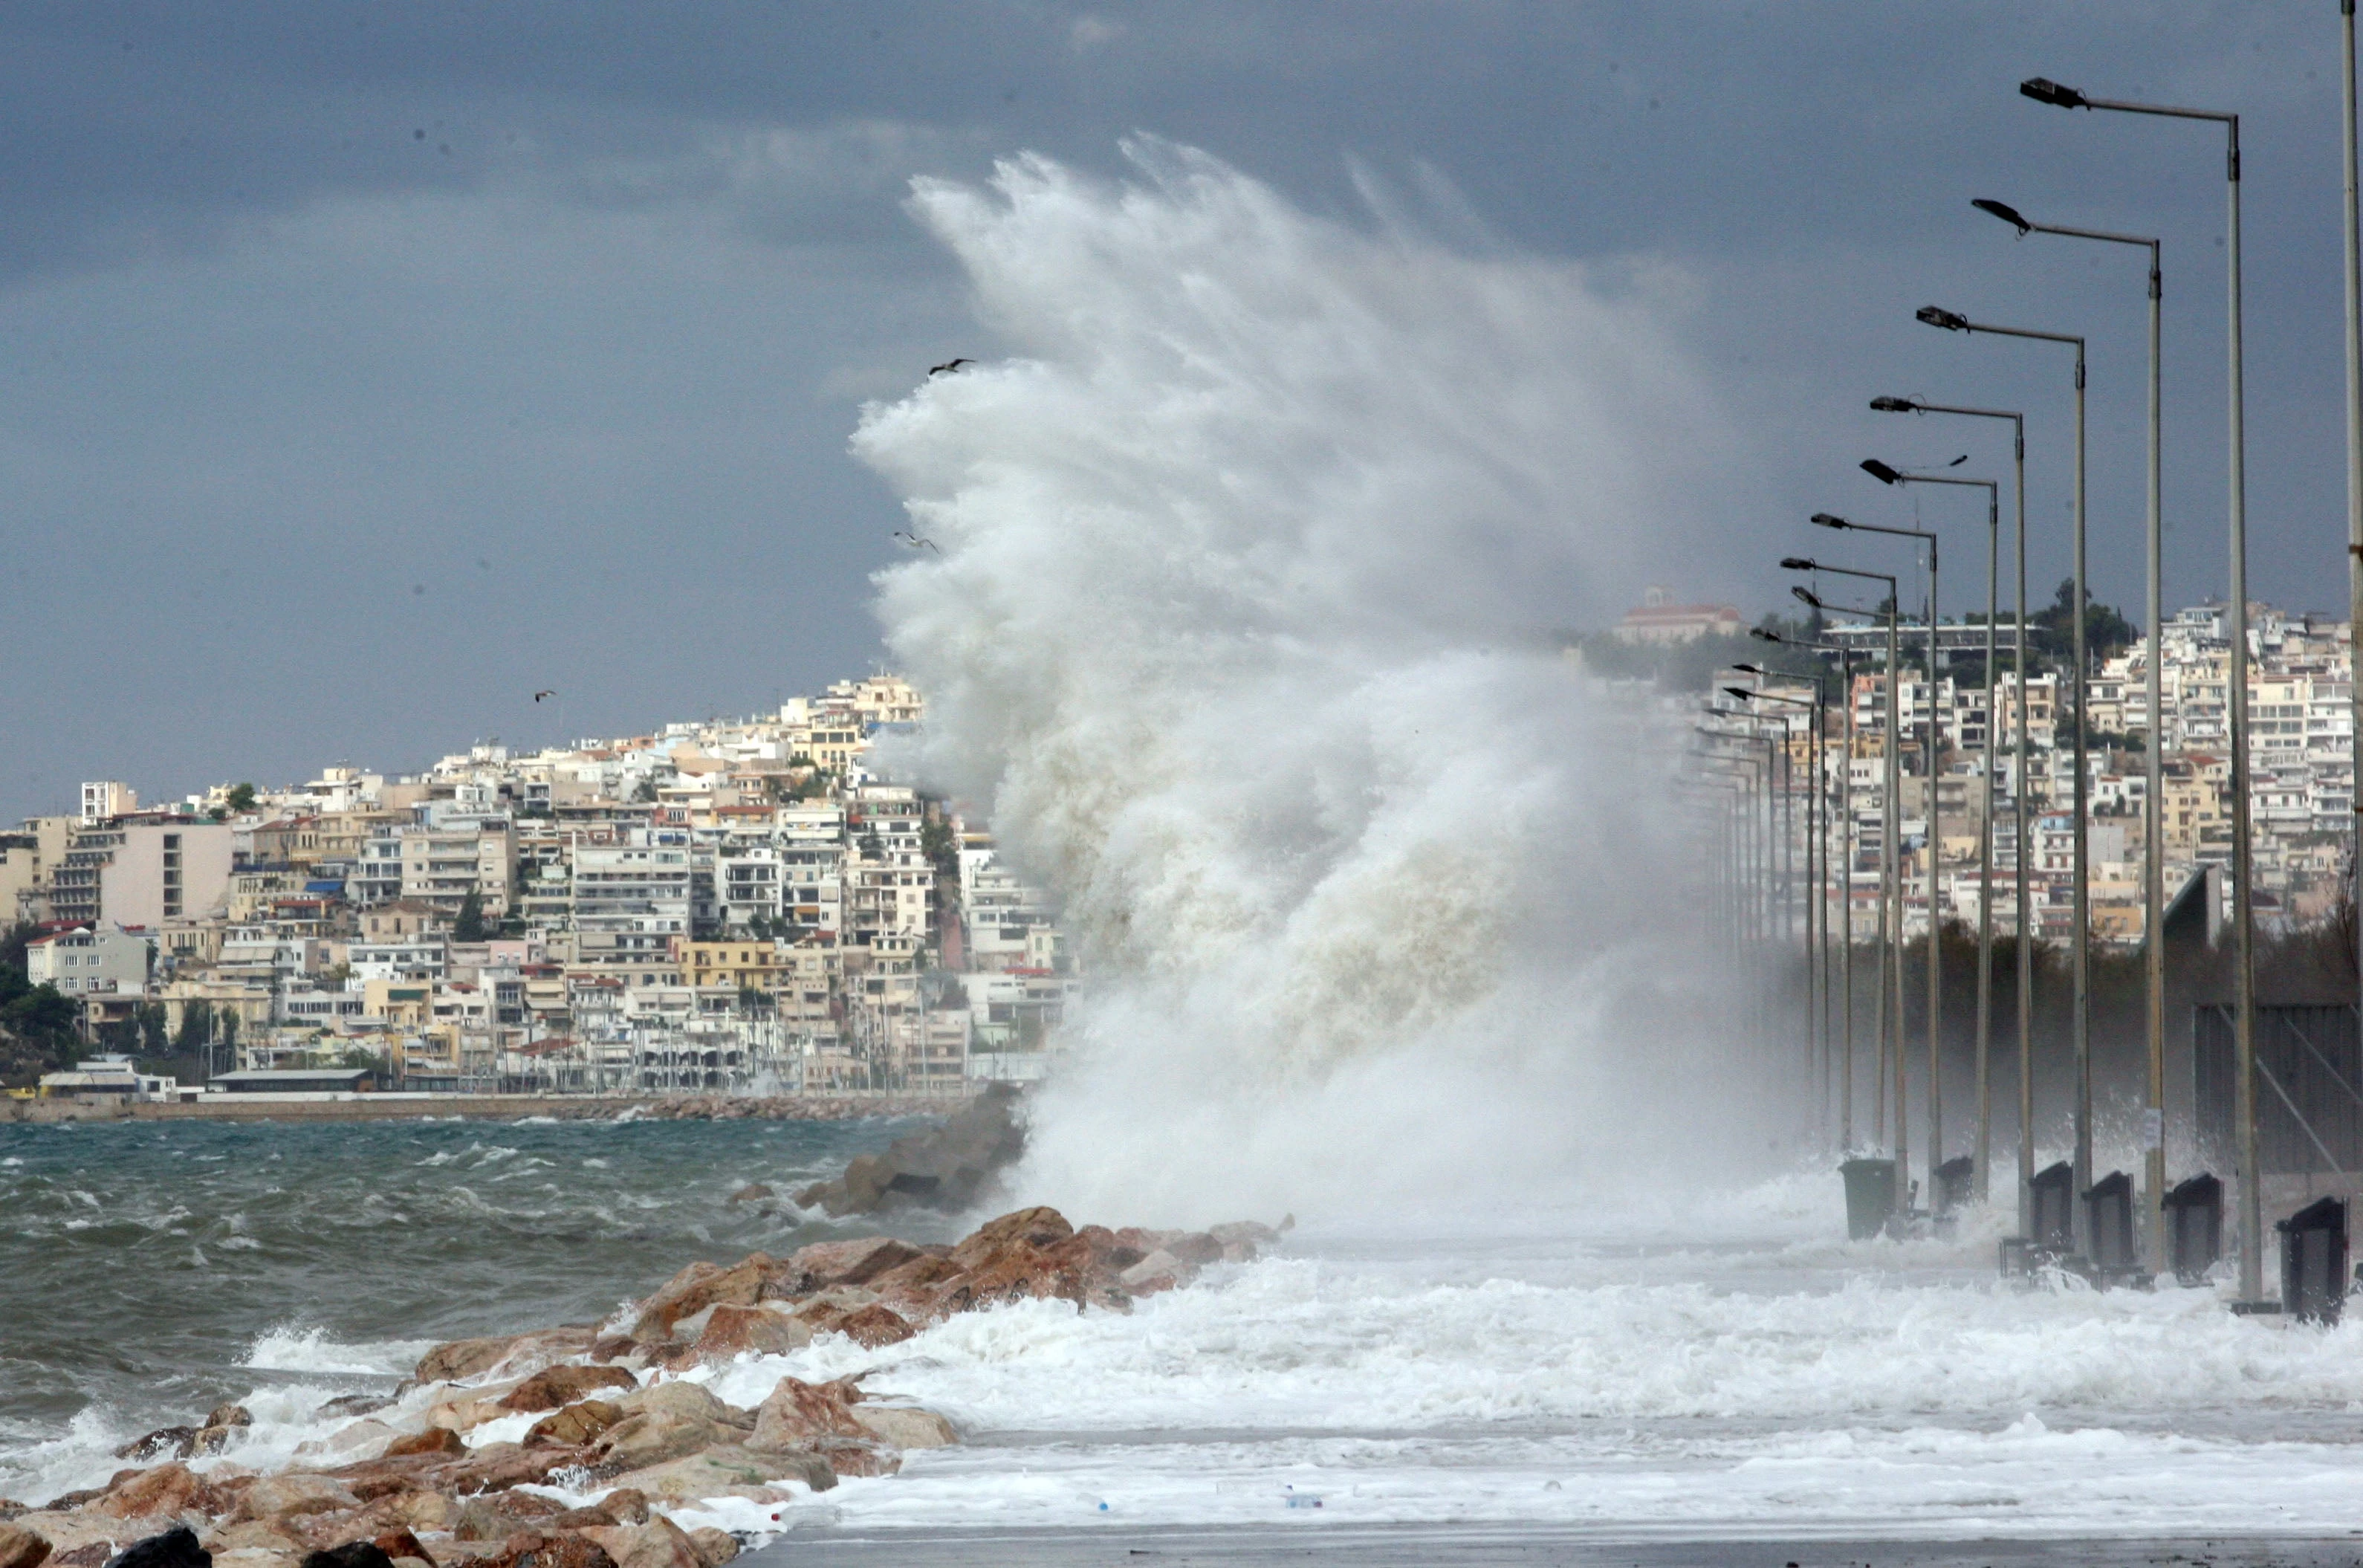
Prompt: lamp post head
<box><xmin>1809</xmin><ymin>511</ymin><xmax>1850</xmax><ymax>530</ymax></box>
<box><xmin>2019</xmin><ymin>76</ymin><xmax>2088</xmax><ymax>109</ymax></box>
<box><xmin>1869</xmin><ymin>396</ymin><xmax>1917</xmax><ymax>413</ymax></box>
<box><xmin>1780</xmin><ymin>557</ymin><xmax>1818</xmax><ymax>572</ymax></box>
<box><xmin>1722</xmin><ymin>687</ymin><xmax>1756</xmax><ymax>703</ymax></box>
<box><xmin>1972</xmin><ymin>197</ymin><xmax>2032</xmax><ymax>234</ymax></box>
<box><xmin>1916</xmin><ymin>305</ymin><xmax>1969</xmax><ymax>331</ymax></box>
<box><xmin>1791</xmin><ymin>586</ymin><xmax>1824</xmax><ymax>609</ymax></box>
<box><xmin>1750</xmin><ymin>626</ymin><xmax>1781</xmax><ymax>644</ymax></box>
<box><xmin>1861</xmin><ymin>459</ymin><xmax>1905</xmax><ymax>485</ymax></box>
<box><xmin>1733</xmin><ymin>662</ymin><xmax>1766</xmax><ymax>676</ymax></box>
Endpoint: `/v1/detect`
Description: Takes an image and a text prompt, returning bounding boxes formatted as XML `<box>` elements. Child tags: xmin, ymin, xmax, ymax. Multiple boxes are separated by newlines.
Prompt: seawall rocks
<box><xmin>16</xmin><ymin>1205</ymin><xmax>1286</xmax><ymax>1568</ymax></box>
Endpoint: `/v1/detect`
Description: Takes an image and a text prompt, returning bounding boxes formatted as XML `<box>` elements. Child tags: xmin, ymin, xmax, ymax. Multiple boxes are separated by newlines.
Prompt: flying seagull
<box><xmin>1948</xmin><ymin>454</ymin><xmax>1969</xmax><ymax>467</ymax></box>
<box><xmin>928</xmin><ymin>357</ymin><xmax>974</xmax><ymax>377</ymax></box>
<box><xmin>534</xmin><ymin>690</ymin><xmax>557</xmax><ymax>702</ymax></box>
<box><xmin>893</xmin><ymin>531</ymin><xmax>943</xmax><ymax>554</ymax></box>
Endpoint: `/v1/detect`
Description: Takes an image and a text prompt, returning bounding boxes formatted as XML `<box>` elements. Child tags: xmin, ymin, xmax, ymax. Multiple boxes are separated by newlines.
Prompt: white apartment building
<box><xmin>25</xmin><ymin>925</ymin><xmax>154</xmax><ymax>996</ymax></box>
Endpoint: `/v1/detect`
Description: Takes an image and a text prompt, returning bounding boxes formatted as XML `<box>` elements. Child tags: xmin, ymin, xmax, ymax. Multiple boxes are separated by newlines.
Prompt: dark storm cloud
<box><xmin>1</xmin><ymin>2</ymin><xmax>2356</xmax><ymax>817</ymax></box>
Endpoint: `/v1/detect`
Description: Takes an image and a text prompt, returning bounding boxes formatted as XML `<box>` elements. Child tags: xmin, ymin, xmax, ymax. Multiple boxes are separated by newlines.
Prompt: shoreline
<box><xmin>739</xmin><ymin>1525</ymin><xmax>2363</xmax><ymax>1567</ymax></box>
<box><xmin>1</xmin><ymin>1092</ymin><xmax>977</xmax><ymax>1125</ymax></box>
<box><xmin>0</xmin><ymin>1207</ymin><xmax>1278</xmax><ymax>1568</ymax></box>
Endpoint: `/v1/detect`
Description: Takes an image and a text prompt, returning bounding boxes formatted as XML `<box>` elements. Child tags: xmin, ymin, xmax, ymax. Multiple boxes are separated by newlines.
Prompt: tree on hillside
<box><xmin>453</xmin><ymin>889</ymin><xmax>489</xmax><ymax>943</ymax></box>
<box><xmin>0</xmin><ymin>985</ymin><xmax>80</xmax><ymax>1083</ymax></box>
<box><xmin>2030</xmin><ymin>577</ymin><xmax>2137</xmax><ymax>670</ymax></box>
<box><xmin>174</xmin><ymin>1000</ymin><xmax>214</xmax><ymax>1057</ymax></box>
<box><xmin>225</xmin><ymin>783</ymin><xmax>258</xmax><ymax>814</ymax></box>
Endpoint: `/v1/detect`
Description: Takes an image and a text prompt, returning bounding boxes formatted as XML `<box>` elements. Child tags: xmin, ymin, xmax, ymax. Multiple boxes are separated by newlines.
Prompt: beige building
<box><xmin>50</xmin><ymin>820</ymin><xmax>234</xmax><ymax>927</ymax></box>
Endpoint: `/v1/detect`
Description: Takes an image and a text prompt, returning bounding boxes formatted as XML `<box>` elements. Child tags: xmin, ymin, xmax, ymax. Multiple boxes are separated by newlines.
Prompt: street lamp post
<box><xmin>2020</xmin><ymin>68</ymin><xmax>2265</xmax><ymax>1305</ymax></box>
<box><xmin>2343</xmin><ymin>0</ymin><xmax>2363</xmax><ymax>1188</ymax></box>
<box><xmin>1917</xmin><ymin>302</ymin><xmax>2093</xmax><ymax>1251</ymax></box>
<box><xmin>1734</xmin><ymin>678</ymin><xmax>1829</xmax><ymax>1129</ymax></box>
<box><xmin>1971</xmin><ymin>195</ymin><xmax>2170</xmax><ymax>1266</ymax></box>
<box><xmin>1755</xmin><ymin>629</ymin><xmax>1864</xmax><ymax>1147</ymax></box>
<box><xmin>1793</xmin><ymin>563</ymin><xmax>1907</xmax><ymax>1208</ymax></box>
<box><xmin>1813</xmin><ymin>502</ymin><xmax>1950</xmax><ymax>1208</ymax></box>
<box><xmin>1871</xmin><ymin>397</ymin><xmax>2022</xmax><ymax>1208</ymax></box>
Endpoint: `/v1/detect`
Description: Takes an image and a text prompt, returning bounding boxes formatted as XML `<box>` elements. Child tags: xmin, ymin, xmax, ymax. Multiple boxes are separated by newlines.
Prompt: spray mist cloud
<box><xmin>855</xmin><ymin>140</ymin><xmax>1774</xmax><ymax>1225</ymax></box>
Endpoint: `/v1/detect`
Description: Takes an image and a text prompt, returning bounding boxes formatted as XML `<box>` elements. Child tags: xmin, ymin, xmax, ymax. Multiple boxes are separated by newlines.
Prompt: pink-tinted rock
<box><xmin>498</xmin><ymin>1366</ymin><xmax>636</xmax><ymax>1414</ymax></box>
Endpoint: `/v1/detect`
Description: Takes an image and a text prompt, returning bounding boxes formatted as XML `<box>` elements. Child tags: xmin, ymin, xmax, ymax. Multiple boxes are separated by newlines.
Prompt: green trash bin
<box><xmin>1841</xmin><ymin>1158</ymin><xmax>1897</xmax><ymax>1240</ymax></box>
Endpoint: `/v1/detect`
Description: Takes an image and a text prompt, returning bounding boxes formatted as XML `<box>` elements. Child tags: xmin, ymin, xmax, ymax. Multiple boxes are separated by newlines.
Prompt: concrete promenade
<box><xmin>745</xmin><ymin>1525</ymin><xmax>2363</xmax><ymax>1567</ymax></box>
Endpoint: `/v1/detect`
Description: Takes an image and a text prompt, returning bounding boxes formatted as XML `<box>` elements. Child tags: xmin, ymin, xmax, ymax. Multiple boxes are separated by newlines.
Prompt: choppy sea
<box><xmin>8</xmin><ymin>1116</ymin><xmax>2363</xmax><ymax>1541</ymax></box>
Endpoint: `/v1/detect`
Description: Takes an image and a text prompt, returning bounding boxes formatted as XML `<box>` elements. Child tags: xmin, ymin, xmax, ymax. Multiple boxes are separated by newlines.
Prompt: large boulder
<box><xmin>103</xmin><ymin>1528</ymin><xmax>210</xmax><ymax>1568</ymax></box>
<box><xmin>380</xmin><ymin>1432</ymin><xmax>464</xmax><ymax>1460</ymax></box>
<box><xmin>849</xmin><ymin>1407</ymin><xmax>958</xmax><ymax>1450</ymax></box>
<box><xmin>629</xmin><ymin>1257</ymin><xmax>774</xmax><ymax>1343</ymax></box>
<box><xmin>96</xmin><ymin>1466</ymin><xmax>223</xmax><ymax>1523</ymax></box>
<box><xmin>676</xmin><ymin>1306</ymin><xmax>808</xmax><ymax>1366</ymax></box>
<box><xmin>235</xmin><ymin>1478</ymin><xmax>358</xmax><ymax>1526</ymax></box>
<box><xmin>792</xmin><ymin>1086</ymin><xmax>1025</xmax><ymax>1216</ymax></box>
<box><xmin>613</xmin><ymin>1384</ymin><xmax>745</xmax><ymax>1428</ymax></box>
<box><xmin>497</xmin><ymin>1367</ymin><xmax>637</xmax><ymax>1415</ymax></box>
<box><xmin>524</xmin><ymin>1402</ymin><xmax>623</xmax><ymax>1450</ymax></box>
<box><xmin>777</xmin><ymin>1240</ymin><xmax>921</xmax><ymax>1293</ymax></box>
<box><xmin>682</xmin><ymin>1532</ymin><xmax>733</xmax><ymax>1568</ymax></box>
<box><xmin>798</xmin><ymin>1305</ymin><xmax>913</xmax><ymax>1350</ymax></box>
<box><xmin>1118</xmin><ymin>1249</ymin><xmax>1186</xmax><ymax>1295</ymax></box>
<box><xmin>596</xmin><ymin>1448</ymin><xmax>834</xmax><ymax>1503</ymax></box>
<box><xmin>415</xmin><ymin>1329</ymin><xmax>594</xmax><ymax>1387</ymax></box>
<box><xmin>0</xmin><ymin>1523</ymin><xmax>51</xmax><ymax>1568</ymax></box>
<box><xmin>113</xmin><ymin>1431</ymin><xmax>198</xmax><ymax>1464</ymax></box>
<box><xmin>949</xmin><ymin>1207</ymin><xmax>1072</xmax><ymax>1269</ymax></box>
<box><xmin>587</xmin><ymin>1412</ymin><xmax>732</xmax><ymax>1476</ymax></box>
<box><xmin>746</xmin><ymin>1379</ymin><xmax>866</xmax><ymax>1451</ymax></box>
<box><xmin>864</xmin><ymin>1254</ymin><xmax>965</xmax><ymax>1321</ymax></box>
<box><xmin>469</xmin><ymin>1533</ymin><xmax>615</xmax><ymax>1568</ymax></box>
<box><xmin>573</xmin><ymin>1520</ymin><xmax>698</xmax><ymax>1568</ymax></box>
<box><xmin>418</xmin><ymin>1445</ymin><xmax>580</xmax><ymax>1497</ymax></box>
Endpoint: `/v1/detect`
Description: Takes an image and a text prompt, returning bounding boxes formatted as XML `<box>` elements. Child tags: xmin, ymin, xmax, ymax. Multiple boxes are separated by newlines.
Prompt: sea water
<box><xmin>0</xmin><ymin>1115</ymin><xmax>934</xmax><ymax>1505</ymax></box>
<box><xmin>10</xmin><ymin>1117</ymin><xmax>2363</xmax><ymax>1541</ymax></box>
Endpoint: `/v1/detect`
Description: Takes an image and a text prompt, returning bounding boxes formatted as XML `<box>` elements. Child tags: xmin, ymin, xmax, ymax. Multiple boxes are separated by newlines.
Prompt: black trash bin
<box><xmin>1936</xmin><ymin>1156</ymin><xmax>1975</xmax><ymax>1214</ymax></box>
<box><xmin>2162</xmin><ymin>1173</ymin><xmax>2223</xmax><ymax>1285</ymax></box>
<box><xmin>2030</xmin><ymin>1161</ymin><xmax>2075</xmax><ymax>1254</ymax></box>
<box><xmin>2084</xmin><ymin>1170</ymin><xmax>2136</xmax><ymax>1277</ymax></box>
<box><xmin>2277</xmin><ymin>1196</ymin><xmax>2349</xmax><ymax>1326</ymax></box>
<box><xmin>1841</xmin><ymin>1158</ymin><xmax>1898</xmax><ymax>1241</ymax></box>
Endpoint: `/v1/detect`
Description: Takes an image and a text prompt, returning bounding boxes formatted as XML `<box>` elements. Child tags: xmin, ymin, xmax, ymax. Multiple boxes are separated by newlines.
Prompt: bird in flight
<box><xmin>928</xmin><ymin>358</ymin><xmax>973</xmax><ymax>377</ymax></box>
<box><xmin>534</xmin><ymin>690</ymin><xmax>557</xmax><ymax>703</ymax></box>
<box><xmin>1948</xmin><ymin>454</ymin><xmax>1969</xmax><ymax>467</ymax></box>
<box><xmin>892</xmin><ymin>531</ymin><xmax>943</xmax><ymax>554</ymax></box>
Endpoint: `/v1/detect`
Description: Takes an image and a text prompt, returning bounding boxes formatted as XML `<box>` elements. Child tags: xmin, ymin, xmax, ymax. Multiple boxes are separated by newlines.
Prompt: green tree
<box><xmin>921</xmin><ymin>817</ymin><xmax>961</xmax><ymax>882</ymax></box>
<box><xmin>137</xmin><ymin>1002</ymin><xmax>169</xmax><ymax>1057</ymax></box>
<box><xmin>2030</xmin><ymin>577</ymin><xmax>2137</xmax><ymax>670</ymax></box>
<box><xmin>453</xmin><ymin>888</ymin><xmax>489</xmax><ymax>943</ymax></box>
<box><xmin>224</xmin><ymin>783</ymin><xmax>258</xmax><ymax>814</ymax></box>
<box><xmin>218</xmin><ymin>1011</ymin><xmax>240</xmax><ymax>1062</ymax></box>
<box><xmin>1</xmin><ymin>985</ymin><xmax>82</xmax><ymax>1080</ymax></box>
<box><xmin>174</xmin><ymin>1000</ymin><xmax>214</xmax><ymax>1055</ymax></box>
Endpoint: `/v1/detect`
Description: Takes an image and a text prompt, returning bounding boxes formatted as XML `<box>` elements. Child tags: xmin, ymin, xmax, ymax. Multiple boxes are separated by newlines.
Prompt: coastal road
<box><xmin>743</xmin><ymin>1526</ymin><xmax>2363</xmax><ymax>1566</ymax></box>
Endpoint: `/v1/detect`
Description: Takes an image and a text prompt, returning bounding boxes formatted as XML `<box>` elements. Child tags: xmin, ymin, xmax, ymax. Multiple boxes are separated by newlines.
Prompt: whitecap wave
<box><xmin>241</xmin><ymin>1326</ymin><xmax>436</xmax><ymax>1378</ymax></box>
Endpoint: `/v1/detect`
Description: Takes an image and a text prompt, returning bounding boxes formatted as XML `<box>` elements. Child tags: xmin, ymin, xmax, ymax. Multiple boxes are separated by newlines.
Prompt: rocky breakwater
<box><xmin>0</xmin><ymin>1206</ymin><xmax>1286</xmax><ymax>1568</ymax></box>
<box><xmin>777</xmin><ymin>1083</ymin><xmax>1025</xmax><ymax>1217</ymax></box>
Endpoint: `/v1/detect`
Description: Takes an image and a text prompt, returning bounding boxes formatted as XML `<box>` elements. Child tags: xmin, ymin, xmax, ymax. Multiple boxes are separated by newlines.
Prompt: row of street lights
<box><xmin>1706</xmin><ymin>25</ymin><xmax>2363</xmax><ymax>1298</ymax></box>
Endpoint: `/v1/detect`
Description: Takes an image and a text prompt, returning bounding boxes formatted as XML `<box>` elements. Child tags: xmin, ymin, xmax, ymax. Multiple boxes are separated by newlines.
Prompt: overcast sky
<box><xmin>3</xmin><ymin>2</ymin><xmax>2356</xmax><ymax>820</ymax></box>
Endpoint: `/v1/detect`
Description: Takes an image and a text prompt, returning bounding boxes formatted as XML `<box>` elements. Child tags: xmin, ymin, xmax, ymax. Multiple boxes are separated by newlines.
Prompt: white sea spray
<box><xmin>857</xmin><ymin>140</ymin><xmax>1770</xmax><ymax>1225</ymax></box>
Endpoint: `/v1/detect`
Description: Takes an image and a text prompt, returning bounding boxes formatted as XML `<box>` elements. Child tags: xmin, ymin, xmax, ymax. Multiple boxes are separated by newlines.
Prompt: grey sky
<box><xmin>3</xmin><ymin>2</ymin><xmax>2354</xmax><ymax>820</ymax></box>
